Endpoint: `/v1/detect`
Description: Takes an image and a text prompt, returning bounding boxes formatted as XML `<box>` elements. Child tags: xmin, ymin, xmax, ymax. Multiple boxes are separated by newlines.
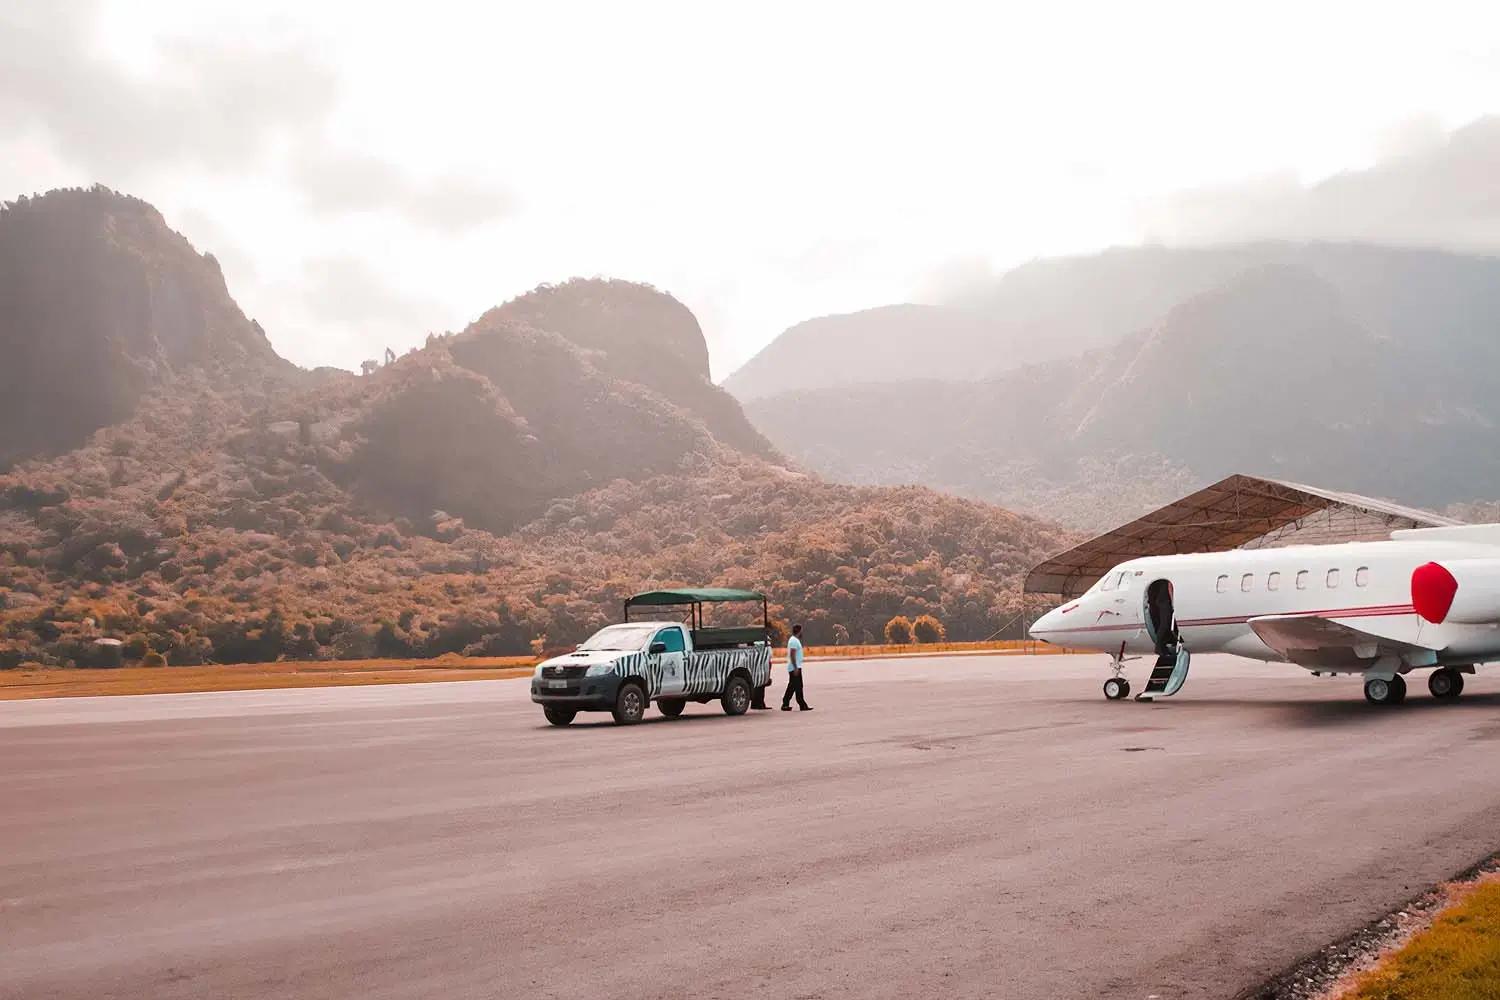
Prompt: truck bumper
<box><xmin>531</xmin><ymin>673</ymin><xmax>622</xmax><ymax>711</ymax></box>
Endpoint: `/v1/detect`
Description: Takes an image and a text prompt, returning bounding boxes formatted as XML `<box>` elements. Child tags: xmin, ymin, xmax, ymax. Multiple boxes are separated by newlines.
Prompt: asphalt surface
<box><xmin>5</xmin><ymin>654</ymin><xmax>1500</xmax><ymax>1000</ymax></box>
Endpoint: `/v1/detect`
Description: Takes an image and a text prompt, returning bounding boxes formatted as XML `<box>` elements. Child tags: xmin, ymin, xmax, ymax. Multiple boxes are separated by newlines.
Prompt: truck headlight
<box><xmin>585</xmin><ymin>662</ymin><xmax>618</xmax><ymax>677</ymax></box>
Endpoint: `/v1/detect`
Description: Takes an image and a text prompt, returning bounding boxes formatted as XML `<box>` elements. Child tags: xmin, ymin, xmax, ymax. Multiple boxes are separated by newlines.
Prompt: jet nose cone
<box><xmin>1029</xmin><ymin>606</ymin><xmax>1063</xmax><ymax>641</ymax></box>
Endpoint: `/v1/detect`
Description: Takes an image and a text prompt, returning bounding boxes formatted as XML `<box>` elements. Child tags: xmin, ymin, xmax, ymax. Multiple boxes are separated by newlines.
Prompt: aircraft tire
<box><xmin>1364</xmin><ymin>677</ymin><xmax>1399</xmax><ymax>705</ymax></box>
<box><xmin>1103</xmin><ymin>677</ymin><xmax>1130</xmax><ymax>701</ymax></box>
<box><xmin>1390</xmin><ymin>674</ymin><xmax>1407</xmax><ymax>704</ymax></box>
<box><xmin>1428</xmin><ymin>668</ymin><xmax>1464</xmax><ymax>700</ymax></box>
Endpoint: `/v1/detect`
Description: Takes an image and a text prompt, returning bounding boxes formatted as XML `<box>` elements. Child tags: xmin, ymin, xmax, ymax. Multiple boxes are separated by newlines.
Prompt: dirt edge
<box><xmin>1234</xmin><ymin>849</ymin><xmax>1500</xmax><ymax>1000</ymax></box>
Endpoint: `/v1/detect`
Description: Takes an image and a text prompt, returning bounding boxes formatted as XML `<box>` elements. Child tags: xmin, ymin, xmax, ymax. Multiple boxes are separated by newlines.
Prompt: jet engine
<box><xmin>1412</xmin><ymin>560</ymin><xmax>1500</xmax><ymax>624</ymax></box>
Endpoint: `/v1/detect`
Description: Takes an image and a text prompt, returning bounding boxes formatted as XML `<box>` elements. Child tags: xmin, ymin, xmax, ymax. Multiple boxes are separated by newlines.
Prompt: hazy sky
<box><xmin>4</xmin><ymin>1</ymin><xmax>1499</xmax><ymax>378</ymax></box>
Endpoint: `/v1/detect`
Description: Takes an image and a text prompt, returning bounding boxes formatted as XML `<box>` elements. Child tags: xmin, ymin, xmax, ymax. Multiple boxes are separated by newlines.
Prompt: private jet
<box><xmin>1028</xmin><ymin>523</ymin><xmax>1500</xmax><ymax>705</ymax></box>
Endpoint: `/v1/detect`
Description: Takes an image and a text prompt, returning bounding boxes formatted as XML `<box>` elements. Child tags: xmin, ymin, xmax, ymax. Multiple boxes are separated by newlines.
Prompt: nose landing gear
<box><xmin>1102</xmin><ymin>645</ymin><xmax>1137</xmax><ymax>701</ymax></box>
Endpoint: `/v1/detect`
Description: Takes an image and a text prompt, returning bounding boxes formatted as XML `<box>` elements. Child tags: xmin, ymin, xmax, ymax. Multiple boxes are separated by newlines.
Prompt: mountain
<box><xmin>722</xmin><ymin>304</ymin><xmax>994</xmax><ymax>401</ymax></box>
<box><xmin>478</xmin><ymin>280</ymin><xmax>777</xmax><ymax>460</ymax></box>
<box><xmin>0</xmin><ymin>187</ymin><xmax>294</xmax><ymax>470</ymax></box>
<box><xmin>745</xmin><ymin>257</ymin><xmax>1500</xmax><ymax>529</ymax></box>
<box><xmin>0</xmin><ymin>188</ymin><xmax>1071</xmax><ymax>667</ymax></box>
<box><xmin>321</xmin><ymin>279</ymin><xmax>775</xmax><ymax>535</ymax></box>
<box><xmin>723</xmin><ymin>242</ymin><xmax>1500</xmax><ymax>401</ymax></box>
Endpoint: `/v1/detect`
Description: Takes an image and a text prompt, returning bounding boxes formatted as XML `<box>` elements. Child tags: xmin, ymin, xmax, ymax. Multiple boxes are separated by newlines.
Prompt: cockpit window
<box><xmin>1101</xmin><ymin>574</ymin><xmax>1116</xmax><ymax>592</ymax></box>
<box><xmin>1115</xmin><ymin>571</ymin><xmax>1131</xmax><ymax>590</ymax></box>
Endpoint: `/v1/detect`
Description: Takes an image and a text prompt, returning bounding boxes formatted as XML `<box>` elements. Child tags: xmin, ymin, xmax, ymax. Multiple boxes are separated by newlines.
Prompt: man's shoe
<box><xmin>799</xmin><ymin>706</ymin><xmax>814</xmax><ymax>711</ymax></box>
<box><xmin>780</xmin><ymin>705</ymin><xmax>792</xmax><ymax>711</ymax></box>
<box><xmin>753</xmin><ymin>704</ymin><xmax>773</xmax><ymax>710</ymax></box>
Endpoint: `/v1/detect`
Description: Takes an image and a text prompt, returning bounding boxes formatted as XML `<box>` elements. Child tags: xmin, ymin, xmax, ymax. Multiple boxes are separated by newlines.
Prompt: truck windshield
<box><xmin>577</xmin><ymin>624</ymin><xmax>662</xmax><ymax>651</ymax></box>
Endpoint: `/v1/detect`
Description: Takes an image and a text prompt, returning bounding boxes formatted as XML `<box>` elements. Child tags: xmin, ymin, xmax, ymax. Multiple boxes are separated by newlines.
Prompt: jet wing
<box><xmin>1248</xmin><ymin>615</ymin><xmax>1439</xmax><ymax>669</ymax></box>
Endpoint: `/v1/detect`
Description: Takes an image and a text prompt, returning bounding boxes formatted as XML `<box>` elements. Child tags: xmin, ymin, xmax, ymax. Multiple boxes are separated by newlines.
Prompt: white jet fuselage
<box><xmin>1028</xmin><ymin>527</ymin><xmax>1500</xmax><ymax>672</ymax></box>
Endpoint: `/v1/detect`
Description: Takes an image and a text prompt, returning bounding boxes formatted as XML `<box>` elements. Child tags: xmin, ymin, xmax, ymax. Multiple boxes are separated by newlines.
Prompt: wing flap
<box><xmin>1248</xmin><ymin>615</ymin><xmax>1439</xmax><ymax>669</ymax></box>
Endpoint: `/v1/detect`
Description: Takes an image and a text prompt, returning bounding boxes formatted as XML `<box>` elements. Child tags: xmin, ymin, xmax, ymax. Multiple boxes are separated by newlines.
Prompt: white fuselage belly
<box><xmin>1030</xmin><ymin>538</ymin><xmax>1500</xmax><ymax>671</ymax></box>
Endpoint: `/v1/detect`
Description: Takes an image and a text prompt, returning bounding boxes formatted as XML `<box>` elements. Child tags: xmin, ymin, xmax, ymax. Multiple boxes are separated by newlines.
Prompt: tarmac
<box><xmin>5</xmin><ymin>653</ymin><xmax>1500</xmax><ymax>1000</ymax></box>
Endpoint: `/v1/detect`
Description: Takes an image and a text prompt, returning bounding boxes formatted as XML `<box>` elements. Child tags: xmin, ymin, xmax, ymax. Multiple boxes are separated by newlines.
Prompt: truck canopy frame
<box><xmin>624</xmin><ymin>588</ymin><xmax>769</xmax><ymax>649</ymax></box>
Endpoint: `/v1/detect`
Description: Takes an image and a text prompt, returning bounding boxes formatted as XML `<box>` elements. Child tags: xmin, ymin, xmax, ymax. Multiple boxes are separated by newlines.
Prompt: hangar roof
<box><xmin>1024</xmin><ymin>474</ymin><xmax>1460</xmax><ymax>599</ymax></box>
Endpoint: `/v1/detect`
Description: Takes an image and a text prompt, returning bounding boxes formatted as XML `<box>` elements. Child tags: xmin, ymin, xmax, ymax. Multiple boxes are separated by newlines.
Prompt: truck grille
<box><xmin>542</xmin><ymin>664</ymin><xmax>589</xmax><ymax>679</ymax></box>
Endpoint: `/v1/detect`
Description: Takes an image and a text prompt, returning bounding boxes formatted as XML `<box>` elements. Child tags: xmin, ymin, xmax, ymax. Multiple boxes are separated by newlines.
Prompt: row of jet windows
<box><xmin>1215</xmin><ymin>567</ymin><xmax>1370</xmax><ymax>593</ymax></box>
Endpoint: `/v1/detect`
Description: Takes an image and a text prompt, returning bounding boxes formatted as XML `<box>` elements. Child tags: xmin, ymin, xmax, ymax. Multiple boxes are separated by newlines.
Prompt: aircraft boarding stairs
<box><xmin>1136</xmin><ymin>637</ymin><xmax>1191</xmax><ymax>701</ymax></box>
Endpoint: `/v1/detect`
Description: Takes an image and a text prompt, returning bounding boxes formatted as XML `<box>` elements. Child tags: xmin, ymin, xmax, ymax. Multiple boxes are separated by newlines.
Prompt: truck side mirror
<box><xmin>649</xmin><ymin>641</ymin><xmax>668</xmax><ymax>655</ymax></box>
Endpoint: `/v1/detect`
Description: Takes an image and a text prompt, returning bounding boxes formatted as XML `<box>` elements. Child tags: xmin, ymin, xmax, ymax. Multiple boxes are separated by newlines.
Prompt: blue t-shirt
<box><xmin>787</xmin><ymin>635</ymin><xmax>803</xmax><ymax>671</ymax></box>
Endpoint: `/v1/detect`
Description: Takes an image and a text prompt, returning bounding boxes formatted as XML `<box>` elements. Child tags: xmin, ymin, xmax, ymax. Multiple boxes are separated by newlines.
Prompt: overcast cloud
<box><xmin>2</xmin><ymin>0</ymin><xmax>1499</xmax><ymax>377</ymax></box>
<box><xmin>294</xmin><ymin>151</ymin><xmax>512</xmax><ymax>232</ymax></box>
<box><xmin>0</xmin><ymin>1</ymin><xmax>334</xmax><ymax>178</ymax></box>
<box><xmin>1136</xmin><ymin>116</ymin><xmax>1500</xmax><ymax>251</ymax></box>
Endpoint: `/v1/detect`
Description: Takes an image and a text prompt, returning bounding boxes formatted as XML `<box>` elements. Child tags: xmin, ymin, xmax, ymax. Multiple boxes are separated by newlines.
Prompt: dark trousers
<box><xmin>782</xmin><ymin>670</ymin><xmax>808</xmax><ymax>708</ymax></box>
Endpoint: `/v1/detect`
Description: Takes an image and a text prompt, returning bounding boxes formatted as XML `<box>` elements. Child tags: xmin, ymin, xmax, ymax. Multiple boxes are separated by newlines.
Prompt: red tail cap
<box><xmin>1411</xmin><ymin>561</ymin><xmax>1458</xmax><ymax>624</ymax></box>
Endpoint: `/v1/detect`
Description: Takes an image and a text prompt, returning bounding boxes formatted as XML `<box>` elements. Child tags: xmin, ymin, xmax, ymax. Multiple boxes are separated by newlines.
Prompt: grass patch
<box><xmin>1344</xmin><ymin>877</ymin><xmax>1500</xmax><ymax>1000</ymax></box>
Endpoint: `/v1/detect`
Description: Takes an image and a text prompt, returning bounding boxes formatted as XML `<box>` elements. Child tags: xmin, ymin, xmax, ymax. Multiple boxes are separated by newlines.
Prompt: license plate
<box><xmin>546</xmin><ymin>680</ymin><xmax>568</xmax><ymax>689</ymax></box>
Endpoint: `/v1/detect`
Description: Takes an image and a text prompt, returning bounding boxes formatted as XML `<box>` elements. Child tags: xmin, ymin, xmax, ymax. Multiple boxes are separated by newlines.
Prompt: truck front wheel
<box><xmin>721</xmin><ymin>675</ymin><xmax>751</xmax><ymax>716</ymax></box>
<box><xmin>543</xmin><ymin>706</ymin><xmax>577</xmax><ymax>727</ymax></box>
<box><xmin>612</xmin><ymin>682</ymin><xmax>646</xmax><ymax>725</ymax></box>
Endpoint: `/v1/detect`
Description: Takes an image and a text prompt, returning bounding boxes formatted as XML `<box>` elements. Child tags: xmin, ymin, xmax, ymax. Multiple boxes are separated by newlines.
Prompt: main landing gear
<box><xmin>1428</xmin><ymin>667</ymin><xmax>1466</xmax><ymax>700</ymax></box>
<box><xmin>1363</xmin><ymin>674</ymin><xmax>1407</xmax><ymax>705</ymax></box>
<box><xmin>1364</xmin><ymin>667</ymin><xmax>1469</xmax><ymax>705</ymax></box>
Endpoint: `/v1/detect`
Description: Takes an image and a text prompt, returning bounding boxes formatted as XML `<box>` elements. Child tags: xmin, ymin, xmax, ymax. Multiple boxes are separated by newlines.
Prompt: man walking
<box><xmin>781</xmin><ymin>624</ymin><xmax>812</xmax><ymax>711</ymax></box>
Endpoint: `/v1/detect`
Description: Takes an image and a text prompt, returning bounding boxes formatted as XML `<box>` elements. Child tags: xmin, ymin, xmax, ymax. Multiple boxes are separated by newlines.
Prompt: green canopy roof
<box><xmin>626</xmin><ymin>587</ymin><xmax>764</xmax><ymax>606</ymax></box>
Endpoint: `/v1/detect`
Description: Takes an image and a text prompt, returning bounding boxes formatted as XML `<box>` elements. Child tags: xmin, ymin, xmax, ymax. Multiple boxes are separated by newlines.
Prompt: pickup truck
<box><xmin>531</xmin><ymin>588</ymin><xmax>774</xmax><ymax>726</ymax></box>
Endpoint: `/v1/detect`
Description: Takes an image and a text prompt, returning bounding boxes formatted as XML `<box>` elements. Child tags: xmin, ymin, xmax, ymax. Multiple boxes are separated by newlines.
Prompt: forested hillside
<box><xmin>0</xmin><ymin>188</ymin><xmax>1071</xmax><ymax>667</ymax></box>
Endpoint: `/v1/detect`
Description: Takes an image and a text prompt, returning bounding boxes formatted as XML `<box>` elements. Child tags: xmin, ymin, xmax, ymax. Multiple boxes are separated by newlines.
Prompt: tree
<box><xmin>767</xmin><ymin>618</ymin><xmax>791</xmax><ymax>645</ymax></box>
<box><xmin>884</xmin><ymin>616</ymin><xmax>914</xmax><ymax>644</ymax></box>
<box><xmin>912</xmin><ymin>614</ymin><xmax>947</xmax><ymax>643</ymax></box>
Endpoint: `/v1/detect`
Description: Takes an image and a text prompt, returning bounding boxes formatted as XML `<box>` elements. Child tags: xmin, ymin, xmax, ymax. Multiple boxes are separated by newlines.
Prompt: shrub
<box><xmin>884</xmin><ymin>616</ymin><xmax>914</xmax><ymax>644</ymax></box>
<box><xmin>912</xmin><ymin>614</ymin><xmax>947</xmax><ymax>643</ymax></box>
<box><xmin>141</xmin><ymin>650</ymin><xmax>167</xmax><ymax>667</ymax></box>
<box><xmin>831</xmin><ymin>623</ymin><xmax>850</xmax><ymax>645</ymax></box>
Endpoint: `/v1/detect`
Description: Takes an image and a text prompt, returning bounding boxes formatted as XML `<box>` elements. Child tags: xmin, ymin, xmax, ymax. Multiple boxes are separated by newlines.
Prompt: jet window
<box><xmin>1116</xmin><ymin>572</ymin><xmax>1131</xmax><ymax>590</ymax></box>
<box><xmin>1267</xmin><ymin>571</ymin><xmax>1280</xmax><ymax>591</ymax></box>
<box><xmin>1296</xmin><ymin>570</ymin><xmax>1309</xmax><ymax>590</ymax></box>
<box><xmin>1240</xmin><ymin>573</ymin><xmax>1254</xmax><ymax>592</ymax></box>
<box><xmin>1326</xmin><ymin>568</ymin><xmax>1340</xmax><ymax>588</ymax></box>
<box><xmin>1216</xmin><ymin>574</ymin><xmax>1228</xmax><ymax>593</ymax></box>
<box><xmin>1355</xmin><ymin>566</ymin><xmax>1369</xmax><ymax>587</ymax></box>
<box><xmin>1101</xmin><ymin>574</ymin><xmax>1116</xmax><ymax>592</ymax></box>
